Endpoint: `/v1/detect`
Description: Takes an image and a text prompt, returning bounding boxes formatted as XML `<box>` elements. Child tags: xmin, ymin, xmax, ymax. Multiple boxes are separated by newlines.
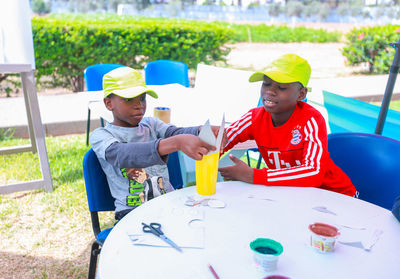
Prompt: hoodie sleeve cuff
<box><xmin>253</xmin><ymin>168</ymin><xmax>268</xmax><ymax>185</ymax></box>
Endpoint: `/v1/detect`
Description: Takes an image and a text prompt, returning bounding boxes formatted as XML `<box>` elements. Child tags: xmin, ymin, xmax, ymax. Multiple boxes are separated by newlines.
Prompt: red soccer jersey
<box><xmin>223</xmin><ymin>102</ymin><xmax>356</xmax><ymax>196</ymax></box>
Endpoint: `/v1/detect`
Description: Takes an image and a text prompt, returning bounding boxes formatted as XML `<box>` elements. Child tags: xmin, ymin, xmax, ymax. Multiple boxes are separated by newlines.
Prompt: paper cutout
<box><xmin>362</xmin><ymin>229</ymin><xmax>383</xmax><ymax>251</ymax></box>
<box><xmin>198</xmin><ymin>114</ymin><xmax>225</xmax><ymax>155</ymax></box>
<box><xmin>339</xmin><ymin>227</ymin><xmax>383</xmax><ymax>251</ymax></box>
<box><xmin>128</xmin><ymin>232</ymin><xmax>204</xmax><ymax>249</ymax></box>
<box><xmin>312</xmin><ymin>206</ymin><xmax>337</xmax><ymax>216</ymax></box>
<box><xmin>184</xmin><ymin>196</ymin><xmax>226</xmax><ymax>208</ymax></box>
<box><xmin>215</xmin><ymin>114</ymin><xmax>225</xmax><ymax>153</ymax></box>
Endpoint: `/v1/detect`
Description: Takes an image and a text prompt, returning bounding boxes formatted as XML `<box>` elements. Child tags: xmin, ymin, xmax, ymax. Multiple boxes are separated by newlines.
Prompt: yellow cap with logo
<box><xmin>103</xmin><ymin>67</ymin><xmax>158</xmax><ymax>99</ymax></box>
<box><xmin>249</xmin><ymin>54</ymin><xmax>311</xmax><ymax>88</ymax></box>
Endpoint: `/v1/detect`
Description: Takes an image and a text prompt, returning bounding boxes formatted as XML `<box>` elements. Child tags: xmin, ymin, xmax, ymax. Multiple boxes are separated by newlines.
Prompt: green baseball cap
<box><xmin>249</xmin><ymin>54</ymin><xmax>311</xmax><ymax>88</ymax></box>
<box><xmin>103</xmin><ymin>67</ymin><xmax>158</xmax><ymax>99</ymax></box>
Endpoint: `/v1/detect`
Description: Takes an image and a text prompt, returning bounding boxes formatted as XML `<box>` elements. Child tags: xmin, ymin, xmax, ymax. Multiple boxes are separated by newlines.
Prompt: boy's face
<box><xmin>104</xmin><ymin>93</ymin><xmax>147</xmax><ymax>127</ymax></box>
<box><xmin>260</xmin><ymin>76</ymin><xmax>307</xmax><ymax>126</ymax></box>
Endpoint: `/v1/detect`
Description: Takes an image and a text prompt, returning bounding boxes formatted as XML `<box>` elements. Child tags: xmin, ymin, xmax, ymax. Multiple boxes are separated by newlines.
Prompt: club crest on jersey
<box><xmin>290</xmin><ymin>128</ymin><xmax>302</xmax><ymax>145</ymax></box>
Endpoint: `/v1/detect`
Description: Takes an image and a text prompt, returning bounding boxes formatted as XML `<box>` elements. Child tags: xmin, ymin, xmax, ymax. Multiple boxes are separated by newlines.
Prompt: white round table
<box><xmin>98</xmin><ymin>182</ymin><xmax>400</xmax><ymax>279</ymax></box>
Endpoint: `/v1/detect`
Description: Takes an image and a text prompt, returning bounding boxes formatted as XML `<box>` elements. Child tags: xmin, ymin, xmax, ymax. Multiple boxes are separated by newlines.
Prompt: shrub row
<box><xmin>216</xmin><ymin>22</ymin><xmax>341</xmax><ymax>43</ymax></box>
<box><xmin>342</xmin><ymin>25</ymin><xmax>400</xmax><ymax>74</ymax></box>
<box><xmin>32</xmin><ymin>14</ymin><xmax>233</xmax><ymax>91</ymax></box>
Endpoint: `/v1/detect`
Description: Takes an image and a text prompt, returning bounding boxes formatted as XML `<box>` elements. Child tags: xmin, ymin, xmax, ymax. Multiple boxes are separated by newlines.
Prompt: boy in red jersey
<box><xmin>218</xmin><ymin>54</ymin><xmax>356</xmax><ymax>196</ymax></box>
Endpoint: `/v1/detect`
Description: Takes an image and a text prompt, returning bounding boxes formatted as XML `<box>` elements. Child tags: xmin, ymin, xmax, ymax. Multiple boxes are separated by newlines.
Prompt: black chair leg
<box><xmin>256</xmin><ymin>153</ymin><xmax>263</xmax><ymax>169</ymax></box>
<box><xmin>89</xmin><ymin>241</ymin><xmax>100</xmax><ymax>279</ymax></box>
<box><xmin>86</xmin><ymin>109</ymin><xmax>91</xmax><ymax>146</ymax></box>
<box><xmin>246</xmin><ymin>150</ymin><xmax>251</xmax><ymax>166</ymax></box>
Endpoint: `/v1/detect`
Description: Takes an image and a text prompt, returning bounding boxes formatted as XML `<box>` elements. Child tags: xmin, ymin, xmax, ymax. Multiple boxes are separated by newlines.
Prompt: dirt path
<box><xmin>226</xmin><ymin>42</ymin><xmax>363</xmax><ymax>79</ymax></box>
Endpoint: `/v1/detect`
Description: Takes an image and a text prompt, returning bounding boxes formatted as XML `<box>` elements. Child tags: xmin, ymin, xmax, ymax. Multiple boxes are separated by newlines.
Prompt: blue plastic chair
<box><xmin>328</xmin><ymin>133</ymin><xmax>400</xmax><ymax>210</ymax></box>
<box><xmin>393</xmin><ymin>196</ymin><xmax>400</xmax><ymax>222</ymax></box>
<box><xmin>84</xmin><ymin>64</ymin><xmax>125</xmax><ymax>145</ymax></box>
<box><xmin>145</xmin><ymin>60</ymin><xmax>190</xmax><ymax>188</ymax></box>
<box><xmin>167</xmin><ymin>151</ymin><xmax>183</xmax><ymax>189</ymax></box>
<box><xmin>144</xmin><ymin>60</ymin><xmax>190</xmax><ymax>87</ymax></box>
<box><xmin>83</xmin><ymin>148</ymin><xmax>115</xmax><ymax>279</ymax></box>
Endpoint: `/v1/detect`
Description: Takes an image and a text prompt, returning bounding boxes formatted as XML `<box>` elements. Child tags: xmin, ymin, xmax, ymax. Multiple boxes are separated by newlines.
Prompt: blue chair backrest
<box><xmin>328</xmin><ymin>132</ymin><xmax>400</xmax><ymax>210</ymax></box>
<box><xmin>83</xmin><ymin>148</ymin><xmax>115</xmax><ymax>212</ymax></box>
<box><xmin>84</xmin><ymin>64</ymin><xmax>125</xmax><ymax>91</ymax></box>
<box><xmin>144</xmin><ymin>60</ymin><xmax>190</xmax><ymax>87</ymax></box>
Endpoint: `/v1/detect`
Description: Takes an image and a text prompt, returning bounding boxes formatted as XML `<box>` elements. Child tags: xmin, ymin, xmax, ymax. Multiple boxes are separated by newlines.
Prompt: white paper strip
<box><xmin>198</xmin><ymin>115</ymin><xmax>225</xmax><ymax>155</ymax></box>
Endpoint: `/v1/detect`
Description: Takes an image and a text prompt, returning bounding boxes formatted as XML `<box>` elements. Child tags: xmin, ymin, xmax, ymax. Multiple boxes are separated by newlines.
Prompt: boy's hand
<box><xmin>179</xmin><ymin>134</ymin><xmax>216</xmax><ymax>160</ymax></box>
<box><xmin>218</xmin><ymin>154</ymin><xmax>253</xmax><ymax>183</ymax></box>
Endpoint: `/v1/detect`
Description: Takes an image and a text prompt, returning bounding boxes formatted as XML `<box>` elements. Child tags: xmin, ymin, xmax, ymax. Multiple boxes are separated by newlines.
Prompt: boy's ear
<box><xmin>298</xmin><ymin>87</ymin><xmax>307</xmax><ymax>101</ymax></box>
<box><xmin>104</xmin><ymin>97</ymin><xmax>113</xmax><ymax>111</ymax></box>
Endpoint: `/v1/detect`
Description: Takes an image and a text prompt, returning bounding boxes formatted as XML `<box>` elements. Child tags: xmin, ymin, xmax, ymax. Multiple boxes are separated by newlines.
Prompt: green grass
<box><xmin>372</xmin><ymin>99</ymin><xmax>400</xmax><ymax>111</ymax></box>
<box><xmin>0</xmin><ymin>134</ymin><xmax>117</xmax><ymax>224</ymax></box>
<box><xmin>240</xmin><ymin>151</ymin><xmax>267</xmax><ymax>169</ymax></box>
<box><xmin>0</xmin><ymin>135</ymin><xmax>87</xmax><ymax>189</ymax></box>
<box><xmin>0</xmin><ymin>134</ymin><xmax>114</xmax><ymax>278</ymax></box>
<box><xmin>391</xmin><ymin>100</ymin><xmax>400</xmax><ymax>111</ymax></box>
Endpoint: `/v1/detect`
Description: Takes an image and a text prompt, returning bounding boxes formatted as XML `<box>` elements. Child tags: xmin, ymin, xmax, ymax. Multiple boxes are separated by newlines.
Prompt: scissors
<box><xmin>142</xmin><ymin>222</ymin><xmax>183</xmax><ymax>253</ymax></box>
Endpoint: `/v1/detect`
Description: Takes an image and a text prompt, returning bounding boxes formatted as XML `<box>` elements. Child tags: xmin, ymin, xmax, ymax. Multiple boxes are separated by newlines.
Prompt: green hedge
<box><xmin>216</xmin><ymin>22</ymin><xmax>341</xmax><ymax>43</ymax></box>
<box><xmin>342</xmin><ymin>25</ymin><xmax>400</xmax><ymax>74</ymax></box>
<box><xmin>32</xmin><ymin>14</ymin><xmax>233</xmax><ymax>92</ymax></box>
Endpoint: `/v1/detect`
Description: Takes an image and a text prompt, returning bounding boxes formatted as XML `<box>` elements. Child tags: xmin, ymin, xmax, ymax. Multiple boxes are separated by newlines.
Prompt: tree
<box><xmin>32</xmin><ymin>0</ymin><xmax>51</xmax><ymax>14</ymax></box>
<box><xmin>285</xmin><ymin>1</ymin><xmax>305</xmax><ymax>18</ymax></box>
<box><xmin>268</xmin><ymin>3</ymin><xmax>283</xmax><ymax>17</ymax></box>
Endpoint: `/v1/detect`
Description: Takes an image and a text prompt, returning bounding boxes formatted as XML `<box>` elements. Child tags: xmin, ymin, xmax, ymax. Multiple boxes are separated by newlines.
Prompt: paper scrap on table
<box><xmin>339</xmin><ymin>227</ymin><xmax>383</xmax><ymax>251</ymax></box>
<box><xmin>127</xmin><ymin>212</ymin><xmax>205</xmax><ymax>249</ymax></box>
<box><xmin>312</xmin><ymin>206</ymin><xmax>337</xmax><ymax>215</ymax></box>
<box><xmin>247</xmin><ymin>188</ymin><xmax>278</xmax><ymax>202</ymax></box>
<box><xmin>362</xmin><ymin>229</ymin><xmax>383</xmax><ymax>251</ymax></box>
<box><xmin>185</xmin><ymin>196</ymin><xmax>227</xmax><ymax>208</ymax></box>
<box><xmin>198</xmin><ymin>114</ymin><xmax>225</xmax><ymax>155</ymax></box>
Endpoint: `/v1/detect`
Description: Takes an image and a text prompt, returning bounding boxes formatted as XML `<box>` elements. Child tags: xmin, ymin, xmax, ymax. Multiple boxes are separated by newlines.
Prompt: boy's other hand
<box><xmin>180</xmin><ymin>134</ymin><xmax>216</xmax><ymax>160</ymax></box>
<box><xmin>218</xmin><ymin>154</ymin><xmax>253</xmax><ymax>183</ymax></box>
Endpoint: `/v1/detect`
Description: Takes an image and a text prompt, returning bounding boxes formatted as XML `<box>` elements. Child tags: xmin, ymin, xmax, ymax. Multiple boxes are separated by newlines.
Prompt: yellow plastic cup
<box><xmin>195</xmin><ymin>152</ymin><xmax>219</xmax><ymax>195</ymax></box>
